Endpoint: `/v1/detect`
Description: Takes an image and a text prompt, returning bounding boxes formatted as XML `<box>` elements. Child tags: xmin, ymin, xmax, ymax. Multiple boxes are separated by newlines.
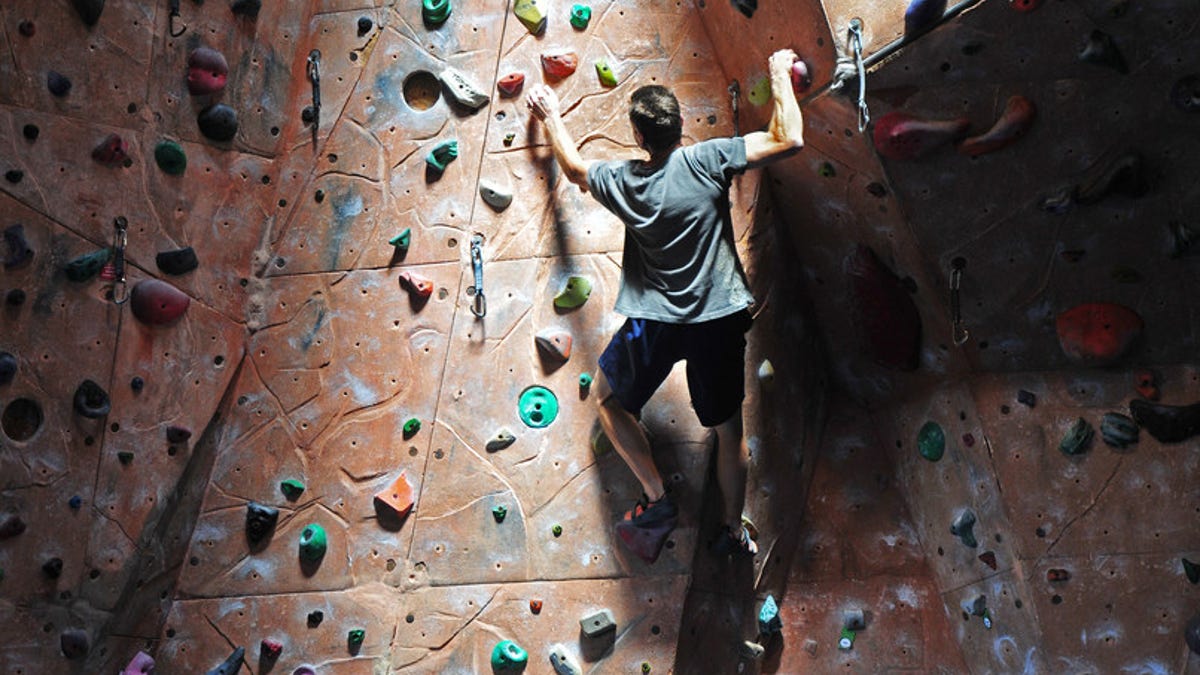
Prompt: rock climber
<box><xmin>526</xmin><ymin>49</ymin><xmax>805</xmax><ymax>563</ymax></box>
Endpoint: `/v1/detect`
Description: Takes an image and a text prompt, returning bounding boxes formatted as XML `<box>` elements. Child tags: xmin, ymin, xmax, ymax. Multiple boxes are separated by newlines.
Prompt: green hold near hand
<box><xmin>299</xmin><ymin>523</ymin><xmax>327</xmax><ymax>561</ymax></box>
<box><xmin>492</xmin><ymin>505</ymin><xmax>507</xmax><ymax>522</ymax></box>
<box><xmin>490</xmin><ymin>639</ymin><xmax>528</xmax><ymax>672</ymax></box>
<box><xmin>918</xmin><ymin>421</ymin><xmax>945</xmax><ymax>462</ymax></box>
<box><xmin>423</xmin><ymin>0</ymin><xmax>451</xmax><ymax>25</ymax></box>
<box><xmin>553</xmin><ymin>276</ymin><xmax>592</xmax><ymax>309</ymax></box>
<box><xmin>390</xmin><ymin>228</ymin><xmax>411</xmax><ymax>251</ymax></box>
<box><xmin>595</xmin><ymin>60</ymin><xmax>618</xmax><ymax>87</ymax></box>
<box><xmin>403</xmin><ymin>417</ymin><xmax>421</xmax><ymax>439</ymax></box>
<box><xmin>570</xmin><ymin>4</ymin><xmax>591</xmax><ymax>28</ymax></box>
<box><xmin>64</xmin><ymin>248</ymin><xmax>112</xmax><ymax>282</ymax></box>
<box><xmin>280</xmin><ymin>479</ymin><xmax>305</xmax><ymax>500</ymax></box>
<box><xmin>426</xmin><ymin>140</ymin><xmax>459</xmax><ymax>171</ymax></box>
<box><xmin>154</xmin><ymin>140</ymin><xmax>187</xmax><ymax>175</ymax></box>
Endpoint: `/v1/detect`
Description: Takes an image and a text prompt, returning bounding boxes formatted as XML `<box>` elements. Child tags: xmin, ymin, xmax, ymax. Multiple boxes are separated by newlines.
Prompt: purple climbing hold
<box><xmin>5</xmin><ymin>170</ymin><xmax>23</xmax><ymax>184</ymax></box>
<box><xmin>905</xmin><ymin>0</ymin><xmax>946</xmax><ymax>37</ymax></box>
<box><xmin>197</xmin><ymin>104</ymin><xmax>239</xmax><ymax>142</ymax></box>
<box><xmin>74</xmin><ymin>379</ymin><xmax>111</xmax><ymax>418</ymax></box>
<box><xmin>47</xmin><ymin>71</ymin><xmax>72</xmax><ymax>97</ymax></box>
<box><xmin>130</xmin><ymin>376</ymin><xmax>144</xmax><ymax>392</ymax></box>
<box><xmin>0</xmin><ymin>514</ymin><xmax>26</xmax><ymax>539</ymax></box>
<box><xmin>166</xmin><ymin>425</ymin><xmax>192</xmax><ymax>443</ymax></box>
<box><xmin>70</xmin><ymin>0</ymin><xmax>105</xmax><ymax>26</ymax></box>
<box><xmin>156</xmin><ymin>247</ymin><xmax>199</xmax><ymax>275</ymax></box>
<box><xmin>92</xmin><ymin>134</ymin><xmax>130</xmax><ymax>168</ymax></box>
<box><xmin>731</xmin><ymin>0</ymin><xmax>756</xmax><ymax>18</ymax></box>
<box><xmin>130</xmin><ymin>279</ymin><xmax>190</xmax><ymax>326</ymax></box>
<box><xmin>120</xmin><ymin>651</ymin><xmax>155</xmax><ymax>674</ymax></box>
<box><xmin>60</xmin><ymin>629</ymin><xmax>89</xmax><ymax>659</ymax></box>
<box><xmin>292</xmin><ymin>667</ymin><xmax>317</xmax><ymax>675</ymax></box>
<box><xmin>187</xmin><ymin>47</ymin><xmax>229</xmax><ymax>96</ymax></box>
<box><xmin>0</xmin><ymin>351</ymin><xmax>16</xmax><ymax>385</ymax></box>
<box><xmin>3</xmin><ymin>224</ymin><xmax>34</xmax><ymax>270</ymax></box>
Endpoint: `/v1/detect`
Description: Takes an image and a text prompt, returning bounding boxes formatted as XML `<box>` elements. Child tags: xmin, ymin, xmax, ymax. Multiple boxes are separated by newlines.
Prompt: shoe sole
<box><xmin>616</xmin><ymin>519</ymin><xmax>677</xmax><ymax>564</ymax></box>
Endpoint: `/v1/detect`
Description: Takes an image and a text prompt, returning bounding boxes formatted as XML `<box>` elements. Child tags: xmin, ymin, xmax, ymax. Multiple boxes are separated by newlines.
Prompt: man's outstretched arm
<box><xmin>744</xmin><ymin>49</ymin><xmax>805</xmax><ymax>167</ymax></box>
<box><xmin>526</xmin><ymin>84</ymin><xmax>595</xmax><ymax>188</ymax></box>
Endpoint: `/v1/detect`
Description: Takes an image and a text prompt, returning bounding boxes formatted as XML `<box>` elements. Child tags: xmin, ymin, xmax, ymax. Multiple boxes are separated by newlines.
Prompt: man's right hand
<box><xmin>768</xmin><ymin>49</ymin><xmax>798</xmax><ymax>84</ymax></box>
<box><xmin>526</xmin><ymin>83</ymin><xmax>561</xmax><ymax>122</ymax></box>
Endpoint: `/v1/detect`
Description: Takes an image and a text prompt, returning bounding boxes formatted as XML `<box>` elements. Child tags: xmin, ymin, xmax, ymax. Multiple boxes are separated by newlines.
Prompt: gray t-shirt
<box><xmin>586</xmin><ymin>136</ymin><xmax>754</xmax><ymax>324</ymax></box>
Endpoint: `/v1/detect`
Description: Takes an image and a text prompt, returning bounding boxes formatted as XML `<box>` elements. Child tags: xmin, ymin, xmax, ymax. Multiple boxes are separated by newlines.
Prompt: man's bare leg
<box><xmin>713</xmin><ymin>412</ymin><xmax>749</xmax><ymax>532</ymax></box>
<box><xmin>594</xmin><ymin>373</ymin><xmax>666</xmax><ymax>502</ymax></box>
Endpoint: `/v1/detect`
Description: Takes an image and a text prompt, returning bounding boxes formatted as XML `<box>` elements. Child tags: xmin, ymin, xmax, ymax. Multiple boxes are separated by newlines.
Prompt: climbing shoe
<box><xmin>615</xmin><ymin>492</ymin><xmax>678</xmax><ymax>564</ymax></box>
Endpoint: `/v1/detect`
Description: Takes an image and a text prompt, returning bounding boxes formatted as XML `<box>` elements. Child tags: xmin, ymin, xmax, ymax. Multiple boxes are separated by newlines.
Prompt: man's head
<box><xmin>629</xmin><ymin>85</ymin><xmax>682</xmax><ymax>154</ymax></box>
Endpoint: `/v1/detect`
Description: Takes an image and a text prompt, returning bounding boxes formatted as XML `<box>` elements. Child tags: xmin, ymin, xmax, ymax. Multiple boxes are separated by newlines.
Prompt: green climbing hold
<box><xmin>748</xmin><ymin>77</ymin><xmax>771</xmax><ymax>106</ymax></box>
<box><xmin>1059</xmin><ymin>417</ymin><xmax>1094</xmax><ymax>456</ymax></box>
<box><xmin>492</xmin><ymin>505</ymin><xmax>507</xmax><ymax>522</ymax></box>
<box><xmin>553</xmin><ymin>276</ymin><xmax>592</xmax><ymax>309</ymax></box>
<box><xmin>518</xmin><ymin>385</ymin><xmax>559</xmax><ymax>428</ymax></box>
<box><xmin>280</xmin><ymin>479</ymin><xmax>305</xmax><ymax>500</ymax></box>
<box><xmin>570</xmin><ymin>4</ymin><xmax>591</xmax><ymax>28</ymax></box>
<box><xmin>579</xmin><ymin>372</ymin><xmax>593</xmax><ymax>388</ymax></box>
<box><xmin>403</xmin><ymin>417</ymin><xmax>421</xmax><ymax>439</ymax></box>
<box><xmin>1184</xmin><ymin>558</ymin><xmax>1200</xmax><ymax>584</ymax></box>
<box><xmin>347</xmin><ymin>628</ymin><xmax>365</xmax><ymax>647</ymax></box>
<box><xmin>117</xmin><ymin>451</ymin><xmax>134</xmax><ymax>465</ymax></box>
<box><xmin>426</xmin><ymin>140</ymin><xmax>458</xmax><ymax>171</ymax></box>
<box><xmin>513</xmin><ymin>0</ymin><xmax>546</xmax><ymax>34</ymax></box>
<box><xmin>552</xmin><ymin>524</ymin><xmax>563</xmax><ymax>537</ymax></box>
<box><xmin>389</xmin><ymin>228</ymin><xmax>411</xmax><ymax>251</ymax></box>
<box><xmin>299</xmin><ymin>523</ymin><xmax>327</xmax><ymax>561</ymax></box>
<box><xmin>595</xmin><ymin>60</ymin><xmax>618</xmax><ymax>87</ymax></box>
<box><xmin>491</xmin><ymin>639</ymin><xmax>528</xmax><ymax>672</ymax></box>
<box><xmin>917</xmin><ymin>421</ymin><xmax>945</xmax><ymax>462</ymax></box>
<box><xmin>154</xmin><ymin>140</ymin><xmax>187</xmax><ymax>175</ymax></box>
<box><xmin>819</xmin><ymin>161</ymin><xmax>836</xmax><ymax>177</ymax></box>
<box><xmin>64</xmin><ymin>248</ymin><xmax>112</xmax><ymax>282</ymax></box>
<box><xmin>423</xmin><ymin>0</ymin><xmax>451</xmax><ymax>25</ymax></box>
<box><xmin>642</xmin><ymin>663</ymin><xmax>652</xmax><ymax>674</ymax></box>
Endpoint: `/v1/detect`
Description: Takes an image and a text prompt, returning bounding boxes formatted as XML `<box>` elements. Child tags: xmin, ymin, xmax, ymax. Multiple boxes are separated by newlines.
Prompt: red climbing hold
<box><xmin>1055</xmin><ymin>303</ymin><xmax>1142</xmax><ymax>366</ymax></box>
<box><xmin>846</xmin><ymin>244</ymin><xmax>922</xmax><ymax>371</ymax></box>
<box><xmin>129</xmin><ymin>279</ymin><xmax>190</xmax><ymax>326</ymax></box>
<box><xmin>1009</xmin><ymin>0</ymin><xmax>1042</xmax><ymax>11</ymax></box>
<box><xmin>375</xmin><ymin>471</ymin><xmax>414</xmax><ymax>518</ymax></box>
<box><xmin>872</xmin><ymin>111</ymin><xmax>969</xmax><ymax>160</ymax></box>
<box><xmin>958</xmin><ymin>95</ymin><xmax>1036</xmax><ymax>157</ymax></box>
<box><xmin>498</xmin><ymin>72</ymin><xmax>525</xmax><ymax>97</ymax></box>
<box><xmin>187</xmin><ymin>47</ymin><xmax>229</xmax><ymax>96</ymax></box>
<box><xmin>541</xmin><ymin>51</ymin><xmax>579</xmax><ymax>79</ymax></box>
<box><xmin>791</xmin><ymin>60</ymin><xmax>812</xmax><ymax>96</ymax></box>
<box><xmin>1134</xmin><ymin>369</ymin><xmax>1159</xmax><ymax>400</ymax></box>
<box><xmin>92</xmin><ymin>134</ymin><xmax>129</xmax><ymax>167</ymax></box>
<box><xmin>261</xmin><ymin>639</ymin><xmax>283</xmax><ymax>660</ymax></box>
<box><xmin>398</xmin><ymin>271</ymin><xmax>434</xmax><ymax>298</ymax></box>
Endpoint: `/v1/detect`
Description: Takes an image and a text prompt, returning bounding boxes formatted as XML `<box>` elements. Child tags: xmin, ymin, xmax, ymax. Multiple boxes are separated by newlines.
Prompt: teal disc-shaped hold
<box><xmin>518</xmin><ymin>385</ymin><xmax>558</xmax><ymax>428</ymax></box>
<box><xmin>553</xmin><ymin>275</ymin><xmax>592</xmax><ymax>309</ymax></box>
<box><xmin>491</xmin><ymin>639</ymin><xmax>528</xmax><ymax>671</ymax></box>
<box><xmin>917</xmin><ymin>421</ymin><xmax>945</xmax><ymax>461</ymax></box>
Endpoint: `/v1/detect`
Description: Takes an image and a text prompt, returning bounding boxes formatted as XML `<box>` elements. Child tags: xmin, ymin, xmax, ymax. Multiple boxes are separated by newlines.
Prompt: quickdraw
<box><xmin>950</xmin><ymin>256</ymin><xmax>968</xmax><ymax>346</ymax></box>
<box><xmin>100</xmin><ymin>217</ymin><xmax>129</xmax><ymax>305</ymax></box>
<box><xmin>169</xmin><ymin>0</ymin><xmax>186</xmax><ymax>37</ymax></box>
<box><xmin>305</xmin><ymin>50</ymin><xmax>322</xmax><ymax>146</ymax></box>
<box><xmin>728</xmin><ymin>80</ymin><xmax>740</xmax><ymax>136</ymax></box>
<box><xmin>466</xmin><ymin>234</ymin><xmax>486</xmax><ymax>318</ymax></box>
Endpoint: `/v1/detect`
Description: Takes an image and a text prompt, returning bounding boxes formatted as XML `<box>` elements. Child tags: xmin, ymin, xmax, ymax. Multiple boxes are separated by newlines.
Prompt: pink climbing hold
<box><xmin>535</xmin><ymin>328</ymin><xmax>572</xmax><ymax>363</ymax></box>
<box><xmin>959</xmin><ymin>95</ymin><xmax>1036</xmax><ymax>157</ymax></box>
<box><xmin>261</xmin><ymin>639</ymin><xmax>283</xmax><ymax>660</ymax></box>
<box><xmin>791</xmin><ymin>59</ymin><xmax>812</xmax><ymax>96</ymax></box>
<box><xmin>398</xmin><ymin>271</ymin><xmax>434</xmax><ymax>298</ymax></box>
<box><xmin>120</xmin><ymin>651</ymin><xmax>155</xmax><ymax>674</ymax></box>
<box><xmin>872</xmin><ymin>111</ymin><xmax>969</xmax><ymax>160</ymax></box>
<box><xmin>846</xmin><ymin>244</ymin><xmax>921</xmax><ymax>371</ymax></box>
<box><xmin>129</xmin><ymin>279</ymin><xmax>190</xmax><ymax>326</ymax></box>
<box><xmin>187</xmin><ymin>47</ymin><xmax>229</xmax><ymax>96</ymax></box>
<box><xmin>498</xmin><ymin>72</ymin><xmax>525</xmax><ymax>97</ymax></box>
<box><xmin>92</xmin><ymin>134</ymin><xmax>129</xmax><ymax>167</ymax></box>
<box><xmin>1010</xmin><ymin>0</ymin><xmax>1043</xmax><ymax>10</ymax></box>
<box><xmin>541</xmin><ymin>51</ymin><xmax>579</xmax><ymax>79</ymax></box>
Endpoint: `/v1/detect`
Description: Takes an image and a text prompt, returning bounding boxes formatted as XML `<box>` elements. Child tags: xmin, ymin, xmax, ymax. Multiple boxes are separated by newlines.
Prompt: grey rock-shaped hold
<box><xmin>156</xmin><ymin>247</ymin><xmax>199</xmax><ymax>275</ymax></box>
<box><xmin>1079</xmin><ymin>30</ymin><xmax>1128</xmax><ymax>74</ymax></box>
<box><xmin>486</xmin><ymin>428</ymin><xmax>516</xmax><ymax>452</ymax></box>
<box><xmin>842</xmin><ymin>608</ymin><xmax>865</xmax><ymax>631</ymax></box>
<box><xmin>549</xmin><ymin>643</ymin><xmax>582</xmax><ymax>675</ymax></box>
<box><xmin>74</xmin><ymin>379</ymin><xmax>111</xmax><ymax>418</ymax></box>
<box><xmin>60</xmin><ymin>629</ymin><xmax>89</xmax><ymax>659</ymax></box>
<box><xmin>440</xmin><ymin>67</ymin><xmax>489</xmax><ymax>109</ymax></box>
<box><xmin>207</xmin><ymin>646</ymin><xmax>245</xmax><ymax>675</ymax></box>
<box><xmin>950</xmin><ymin>509</ymin><xmax>977</xmax><ymax>548</ymax></box>
<box><xmin>479</xmin><ymin>178</ymin><xmax>513</xmax><ymax>210</ymax></box>
<box><xmin>579</xmin><ymin>608</ymin><xmax>616</xmax><ymax>637</ymax></box>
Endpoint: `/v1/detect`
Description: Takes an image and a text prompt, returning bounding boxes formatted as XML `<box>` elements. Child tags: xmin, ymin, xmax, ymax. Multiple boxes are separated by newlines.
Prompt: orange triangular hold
<box><xmin>535</xmin><ymin>328</ymin><xmax>572</xmax><ymax>362</ymax></box>
<box><xmin>398</xmin><ymin>271</ymin><xmax>434</xmax><ymax>298</ymax></box>
<box><xmin>374</xmin><ymin>471</ymin><xmax>414</xmax><ymax>518</ymax></box>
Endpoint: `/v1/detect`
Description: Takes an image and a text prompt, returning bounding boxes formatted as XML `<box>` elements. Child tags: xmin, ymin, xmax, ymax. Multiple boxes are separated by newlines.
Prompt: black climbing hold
<box><xmin>1075</xmin><ymin>150</ymin><xmax>1147</xmax><ymax>205</ymax></box>
<box><xmin>314</xmin><ymin>189</ymin><xmax>325</xmax><ymax>203</ymax></box>
<box><xmin>230</xmin><ymin>0</ymin><xmax>261</xmax><ymax>19</ymax></box>
<box><xmin>47</xmin><ymin>71</ymin><xmax>72</xmax><ymax>97</ymax></box>
<box><xmin>307</xmin><ymin>610</ymin><xmax>324</xmax><ymax>627</ymax></box>
<box><xmin>22</xmin><ymin>124</ymin><xmax>39</xmax><ymax>141</ymax></box>
<box><xmin>1171</xmin><ymin>75</ymin><xmax>1200</xmax><ymax>113</ymax></box>
<box><xmin>156</xmin><ymin>247</ymin><xmax>199</xmax><ymax>276</ymax></box>
<box><xmin>1187</xmin><ymin>613</ymin><xmax>1200</xmax><ymax>656</ymax></box>
<box><xmin>197</xmin><ymin>104</ymin><xmax>239</xmax><ymax>142</ymax></box>
<box><xmin>245</xmin><ymin>502</ymin><xmax>278</xmax><ymax>544</ymax></box>
<box><xmin>950</xmin><ymin>509</ymin><xmax>978</xmax><ymax>548</ymax></box>
<box><xmin>1183</xmin><ymin>558</ymin><xmax>1200</xmax><ymax>585</ymax></box>
<box><xmin>166</xmin><ymin>426</ymin><xmax>192</xmax><ymax>443</ymax></box>
<box><xmin>70</xmin><ymin>0</ymin><xmax>105</xmax><ymax>26</ymax></box>
<box><xmin>357</xmin><ymin>17</ymin><xmax>373</xmax><ymax>36</ymax></box>
<box><xmin>64</xmin><ymin>248</ymin><xmax>112</xmax><ymax>282</ymax></box>
<box><xmin>118</xmin><ymin>451</ymin><xmax>134</xmax><ymax>465</ymax></box>
<box><xmin>69</xmin><ymin>496</ymin><xmax>82</xmax><ymax>509</ymax></box>
<box><xmin>0</xmin><ymin>514</ymin><xmax>26</xmax><ymax>539</ymax></box>
<box><xmin>1017</xmin><ymin>390</ymin><xmax>1036</xmax><ymax>408</ymax></box>
<box><xmin>5</xmin><ymin>289</ymin><xmax>25</xmax><ymax>306</ymax></box>
<box><xmin>18</xmin><ymin>20</ymin><xmax>35</xmax><ymax>37</ymax></box>
<box><xmin>1079</xmin><ymin>30</ymin><xmax>1128</xmax><ymax>74</ymax></box>
<box><xmin>5</xmin><ymin>170</ymin><xmax>23</xmax><ymax>184</ymax></box>
<box><xmin>866</xmin><ymin>182</ymin><xmax>887</xmax><ymax>198</ymax></box>
<box><xmin>731</xmin><ymin>0</ymin><xmax>756</xmax><ymax>18</ymax></box>
<box><xmin>130</xmin><ymin>376</ymin><xmax>144</xmax><ymax>392</ymax></box>
<box><xmin>207</xmin><ymin>646</ymin><xmax>246</xmax><ymax>675</ymax></box>
<box><xmin>60</xmin><ymin>629</ymin><xmax>89</xmax><ymax>659</ymax></box>
<box><xmin>1129</xmin><ymin>399</ymin><xmax>1200</xmax><ymax>443</ymax></box>
<box><xmin>0</xmin><ymin>352</ymin><xmax>16</xmax><ymax>385</ymax></box>
<box><xmin>3</xmin><ymin>224</ymin><xmax>34</xmax><ymax>270</ymax></box>
<box><xmin>73</xmin><ymin>379</ymin><xmax>111</xmax><ymax>419</ymax></box>
<box><xmin>301</xmin><ymin>106</ymin><xmax>316</xmax><ymax>124</ymax></box>
<box><xmin>3</xmin><ymin>397</ymin><xmax>42</xmax><ymax>441</ymax></box>
<box><xmin>43</xmin><ymin>557</ymin><xmax>63</xmax><ymax>578</ymax></box>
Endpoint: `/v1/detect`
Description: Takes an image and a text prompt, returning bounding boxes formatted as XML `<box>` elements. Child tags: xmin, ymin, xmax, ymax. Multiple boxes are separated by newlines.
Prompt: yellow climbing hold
<box><xmin>514</xmin><ymin>0</ymin><xmax>547</xmax><ymax>34</ymax></box>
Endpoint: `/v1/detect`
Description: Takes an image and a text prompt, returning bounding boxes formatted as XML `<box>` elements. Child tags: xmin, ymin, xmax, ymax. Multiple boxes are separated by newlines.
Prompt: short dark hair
<box><xmin>629</xmin><ymin>85</ymin><xmax>681</xmax><ymax>154</ymax></box>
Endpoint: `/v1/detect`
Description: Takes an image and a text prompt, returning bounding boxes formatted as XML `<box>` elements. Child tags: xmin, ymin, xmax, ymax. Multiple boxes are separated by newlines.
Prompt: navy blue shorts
<box><xmin>598</xmin><ymin>310</ymin><xmax>752</xmax><ymax>427</ymax></box>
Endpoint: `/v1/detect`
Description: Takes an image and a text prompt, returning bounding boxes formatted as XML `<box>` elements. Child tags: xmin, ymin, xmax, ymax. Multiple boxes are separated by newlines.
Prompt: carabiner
<box><xmin>468</xmin><ymin>234</ymin><xmax>486</xmax><ymax>318</ymax></box>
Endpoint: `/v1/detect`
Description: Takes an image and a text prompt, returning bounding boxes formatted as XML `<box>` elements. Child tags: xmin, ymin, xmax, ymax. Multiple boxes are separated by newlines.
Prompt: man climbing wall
<box><xmin>525</xmin><ymin>49</ymin><xmax>805</xmax><ymax>563</ymax></box>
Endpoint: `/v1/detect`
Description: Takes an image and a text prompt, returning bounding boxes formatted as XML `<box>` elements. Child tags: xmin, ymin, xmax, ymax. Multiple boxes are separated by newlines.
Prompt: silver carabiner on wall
<box><xmin>305</xmin><ymin>50</ymin><xmax>322</xmax><ymax>146</ymax></box>
<box><xmin>111</xmin><ymin>217</ymin><xmax>129</xmax><ymax>305</ymax></box>
<box><xmin>467</xmin><ymin>234</ymin><xmax>486</xmax><ymax>318</ymax></box>
<box><xmin>950</xmin><ymin>256</ymin><xmax>968</xmax><ymax>346</ymax></box>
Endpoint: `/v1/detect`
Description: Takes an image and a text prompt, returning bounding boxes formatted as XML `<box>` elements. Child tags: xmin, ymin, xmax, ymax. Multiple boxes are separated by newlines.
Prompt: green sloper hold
<box><xmin>347</xmin><ymin>629</ymin><xmax>365</xmax><ymax>647</ymax></box>
<box><xmin>491</xmin><ymin>639</ymin><xmax>528</xmax><ymax>672</ymax></box>
<box><xmin>553</xmin><ymin>276</ymin><xmax>591</xmax><ymax>308</ymax></box>
<box><xmin>423</xmin><ymin>0</ymin><xmax>451</xmax><ymax>25</ymax></box>
<box><xmin>570</xmin><ymin>4</ymin><xmax>591</xmax><ymax>28</ymax></box>
<box><xmin>280</xmin><ymin>479</ymin><xmax>305</xmax><ymax>500</ymax></box>
<box><xmin>154</xmin><ymin>140</ymin><xmax>187</xmax><ymax>175</ymax></box>
<box><xmin>389</xmin><ymin>228</ymin><xmax>411</xmax><ymax>251</ymax></box>
<box><xmin>917</xmin><ymin>421</ymin><xmax>945</xmax><ymax>461</ymax></box>
<box><xmin>299</xmin><ymin>523</ymin><xmax>327</xmax><ymax>561</ymax></box>
<box><xmin>64</xmin><ymin>248</ymin><xmax>111</xmax><ymax>282</ymax></box>
<box><xmin>518</xmin><ymin>385</ymin><xmax>558</xmax><ymax>428</ymax></box>
<box><xmin>595</xmin><ymin>60</ymin><xmax>617</xmax><ymax>87</ymax></box>
<box><xmin>1059</xmin><ymin>417</ymin><xmax>1094</xmax><ymax>455</ymax></box>
<box><xmin>748</xmin><ymin>77</ymin><xmax>771</xmax><ymax>106</ymax></box>
<box><xmin>513</xmin><ymin>0</ymin><xmax>546</xmax><ymax>34</ymax></box>
<box><xmin>426</xmin><ymin>140</ymin><xmax>458</xmax><ymax>171</ymax></box>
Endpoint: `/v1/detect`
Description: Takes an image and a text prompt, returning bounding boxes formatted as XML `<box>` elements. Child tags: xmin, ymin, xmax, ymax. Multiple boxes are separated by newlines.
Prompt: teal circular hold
<box><xmin>518</xmin><ymin>385</ymin><xmax>558</xmax><ymax>428</ymax></box>
<box><xmin>423</xmin><ymin>0</ymin><xmax>452</xmax><ymax>25</ymax></box>
<box><xmin>491</xmin><ymin>639</ymin><xmax>528</xmax><ymax>671</ymax></box>
<box><xmin>917</xmin><ymin>421</ymin><xmax>945</xmax><ymax>462</ymax></box>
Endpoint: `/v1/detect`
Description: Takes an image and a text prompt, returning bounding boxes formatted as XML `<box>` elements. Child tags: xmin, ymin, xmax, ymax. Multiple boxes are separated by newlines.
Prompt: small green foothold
<box><xmin>299</xmin><ymin>523</ymin><xmax>327</xmax><ymax>561</ymax></box>
<box><xmin>347</xmin><ymin>628</ymin><xmax>365</xmax><ymax>647</ymax></box>
<box><xmin>641</xmin><ymin>663</ymin><xmax>652</xmax><ymax>674</ymax></box>
<box><xmin>553</xmin><ymin>276</ymin><xmax>592</xmax><ymax>309</ymax></box>
<box><xmin>503</xmin><ymin>133</ymin><xmax>516</xmax><ymax>146</ymax></box>
<box><xmin>595</xmin><ymin>60</ymin><xmax>617</xmax><ymax>87</ymax></box>
<box><xmin>426</xmin><ymin>139</ymin><xmax>459</xmax><ymax>171</ymax></box>
<box><xmin>818</xmin><ymin>161</ymin><xmax>836</xmax><ymax>177</ymax></box>
<box><xmin>280</xmin><ymin>479</ymin><xmax>305</xmax><ymax>500</ymax></box>
<box><xmin>579</xmin><ymin>372</ymin><xmax>593</xmax><ymax>388</ymax></box>
<box><xmin>64</xmin><ymin>248</ymin><xmax>112</xmax><ymax>282</ymax></box>
<box><xmin>423</xmin><ymin>0</ymin><xmax>451</xmax><ymax>25</ymax></box>
<box><xmin>1184</xmin><ymin>557</ymin><xmax>1200</xmax><ymax>584</ymax></box>
<box><xmin>1059</xmin><ymin>417</ymin><xmax>1094</xmax><ymax>456</ymax></box>
<box><xmin>552</xmin><ymin>524</ymin><xmax>563</xmax><ymax>537</ymax></box>
<box><xmin>117</xmin><ymin>451</ymin><xmax>134</xmax><ymax>465</ymax></box>
<box><xmin>570</xmin><ymin>4</ymin><xmax>591</xmax><ymax>29</ymax></box>
<box><xmin>403</xmin><ymin>417</ymin><xmax>421</xmax><ymax>439</ymax></box>
<box><xmin>917</xmin><ymin>421</ymin><xmax>945</xmax><ymax>462</ymax></box>
<box><xmin>389</xmin><ymin>228</ymin><xmax>411</xmax><ymax>251</ymax></box>
<box><xmin>492</xmin><ymin>505</ymin><xmax>507</xmax><ymax>522</ymax></box>
<box><xmin>748</xmin><ymin>77</ymin><xmax>771</xmax><ymax>106</ymax></box>
<box><xmin>154</xmin><ymin>140</ymin><xmax>187</xmax><ymax>175</ymax></box>
<box><xmin>491</xmin><ymin>639</ymin><xmax>529</xmax><ymax>671</ymax></box>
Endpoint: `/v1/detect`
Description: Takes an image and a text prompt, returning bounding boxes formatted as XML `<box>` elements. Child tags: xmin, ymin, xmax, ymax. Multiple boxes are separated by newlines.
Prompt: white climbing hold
<box><xmin>479</xmin><ymin>178</ymin><xmax>513</xmax><ymax>210</ymax></box>
<box><xmin>548</xmin><ymin>643</ymin><xmax>582</xmax><ymax>675</ymax></box>
<box><xmin>439</xmin><ymin>67</ymin><xmax>489</xmax><ymax>109</ymax></box>
<box><xmin>757</xmin><ymin>359</ymin><xmax>775</xmax><ymax>386</ymax></box>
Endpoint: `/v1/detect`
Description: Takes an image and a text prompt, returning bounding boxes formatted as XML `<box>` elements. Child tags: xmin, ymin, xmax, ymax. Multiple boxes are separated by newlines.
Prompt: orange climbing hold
<box><xmin>541</xmin><ymin>51</ymin><xmax>579</xmax><ymax>79</ymax></box>
<box><xmin>498</xmin><ymin>72</ymin><xmax>525</xmax><ymax>97</ymax></box>
<box><xmin>872</xmin><ymin>111</ymin><xmax>969</xmax><ymax>161</ymax></box>
<box><xmin>1055</xmin><ymin>303</ymin><xmax>1142</xmax><ymax>366</ymax></box>
<box><xmin>398</xmin><ymin>271</ymin><xmax>434</xmax><ymax>298</ymax></box>
<box><xmin>535</xmin><ymin>328</ymin><xmax>572</xmax><ymax>363</ymax></box>
<box><xmin>1134</xmin><ymin>369</ymin><xmax>1160</xmax><ymax>400</ymax></box>
<box><xmin>959</xmin><ymin>95</ymin><xmax>1036</xmax><ymax>157</ymax></box>
<box><xmin>374</xmin><ymin>471</ymin><xmax>414</xmax><ymax>518</ymax></box>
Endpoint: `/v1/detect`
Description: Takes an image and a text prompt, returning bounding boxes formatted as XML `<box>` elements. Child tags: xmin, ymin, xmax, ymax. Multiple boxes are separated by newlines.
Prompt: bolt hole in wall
<box><xmin>404</xmin><ymin>71</ymin><xmax>441</xmax><ymax>110</ymax></box>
